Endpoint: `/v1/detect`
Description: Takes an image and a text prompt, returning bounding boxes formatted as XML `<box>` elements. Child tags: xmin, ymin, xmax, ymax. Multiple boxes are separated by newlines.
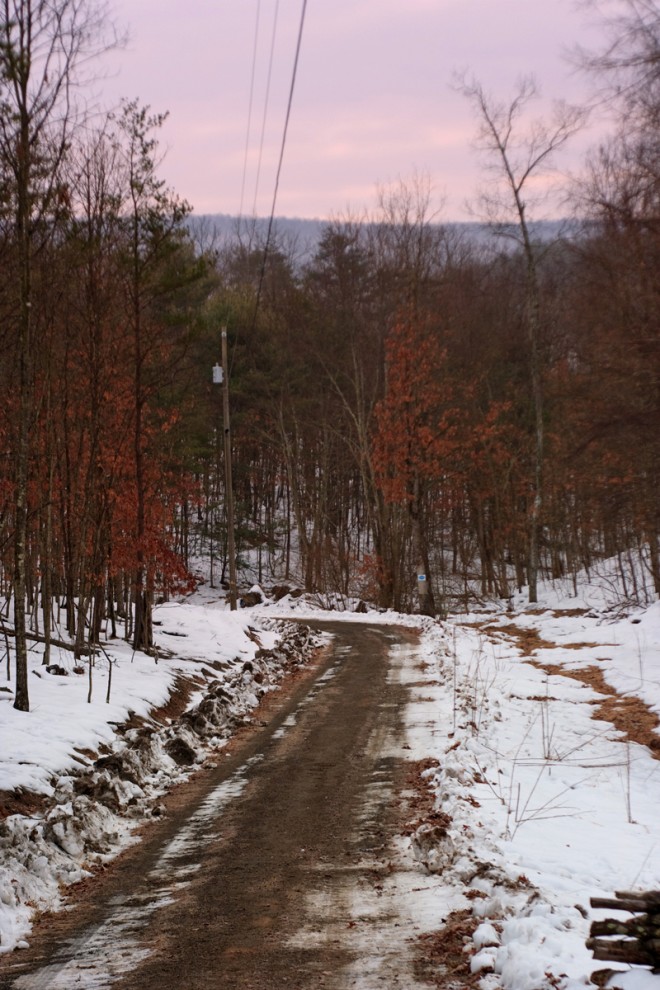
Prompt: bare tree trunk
<box><xmin>457</xmin><ymin>75</ymin><xmax>584</xmax><ymax>603</ymax></box>
<box><xmin>410</xmin><ymin>475</ymin><xmax>436</xmax><ymax>616</ymax></box>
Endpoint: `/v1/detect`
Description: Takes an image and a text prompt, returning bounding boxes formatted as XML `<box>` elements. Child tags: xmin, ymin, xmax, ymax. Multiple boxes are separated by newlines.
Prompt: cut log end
<box><xmin>590</xmin><ymin>968</ymin><xmax>625</xmax><ymax>988</ymax></box>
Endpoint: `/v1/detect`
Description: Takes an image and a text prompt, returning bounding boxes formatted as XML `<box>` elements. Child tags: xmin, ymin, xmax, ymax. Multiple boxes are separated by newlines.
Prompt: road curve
<box><xmin>1</xmin><ymin>621</ymin><xmax>436</xmax><ymax>990</ymax></box>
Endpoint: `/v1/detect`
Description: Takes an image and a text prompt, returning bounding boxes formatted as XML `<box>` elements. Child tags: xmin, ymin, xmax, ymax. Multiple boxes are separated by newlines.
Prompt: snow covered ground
<box><xmin>410</xmin><ymin>571</ymin><xmax>660</xmax><ymax>990</ymax></box>
<box><xmin>1</xmin><ymin>562</ymin><xmax>659</xmax><ymax>990</ymax></box>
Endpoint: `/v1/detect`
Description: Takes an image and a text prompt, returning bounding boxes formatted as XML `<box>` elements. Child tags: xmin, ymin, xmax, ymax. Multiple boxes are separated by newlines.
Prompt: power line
<box><xmin>251</xmin><ymin>0</ymin><xmax>280</xmax><ymax>218</ymax></box>
<box><xmin>238</xmin><ymin>0</ymin><xmax>262</xmax><ymax>225</ymax></box>
<box><xmin>250</xmin><ymin>0</ymin><xmax>308</xmax><ymax>333</ymax></box>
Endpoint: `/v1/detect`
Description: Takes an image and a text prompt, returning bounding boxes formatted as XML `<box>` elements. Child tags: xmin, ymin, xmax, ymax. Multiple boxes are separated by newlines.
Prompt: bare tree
<box><xmin>576</xmin><ymin>0</ymin><xmax>660</xmax><ymax>125</ymax></box>
<box><xmin>574</xmin><ymin>1</ymin><xmax>660</xmax><ymax>595</ymax></box>
<box><xmin>456</xmin><ymin>74</ymin><xmax>586</xmax><ymax>601</ymax></box>
<box><xmin>0</xmin><ymin>0</ymin><xmax>119</xmax><ymax>710</ymax></box>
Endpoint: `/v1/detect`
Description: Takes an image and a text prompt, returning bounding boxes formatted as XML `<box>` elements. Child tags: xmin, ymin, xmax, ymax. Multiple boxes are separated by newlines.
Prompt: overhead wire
<box><xmin>238</xmin><ymin>0</ymin><xmax>262</xmax><ymax>227</ymax></box>
<box><xmin>251</xmin><ymin>0</ymin><xmax>280</xmax><ymax>218</ymax></box>
<box><xmin>249</xmin><ymin>0</ymin><xmax>308</xmax><ymax>335</ymax></box>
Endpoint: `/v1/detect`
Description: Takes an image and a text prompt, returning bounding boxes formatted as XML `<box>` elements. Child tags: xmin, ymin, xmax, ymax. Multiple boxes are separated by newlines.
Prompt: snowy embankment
<box><xmin>407</xmin><ymin>570</ymin><xmax>660</xmax><ymax>990</ymax></box>
<box><xmin>0</xmin><ymin>601</ymin><xmax>322</xmax><ymax>953</ymax></box>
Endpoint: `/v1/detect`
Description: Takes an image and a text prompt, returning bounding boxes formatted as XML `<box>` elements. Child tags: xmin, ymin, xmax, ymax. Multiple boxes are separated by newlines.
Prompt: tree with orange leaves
<box><xmin>372</xmin><ymin>316</ymin><xmax>455</xmax><ymax>614</ymax></box>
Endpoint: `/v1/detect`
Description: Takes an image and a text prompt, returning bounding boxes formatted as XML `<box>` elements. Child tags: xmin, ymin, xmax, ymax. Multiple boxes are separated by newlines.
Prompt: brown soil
<box><xmin>476</xmin><ymin>620</ymin><xmax>611</xmax><ymax>657</ymax></box>
<box><xmin>399</xmin><ymin>758</ymin><xmax>441</xmax><ymax>831</ymax></box>
<box><xmin>415</xmin><ymin>909</ymin><xmax>481</xmax><ymax>987</ymax></box>
<box><xmin>481</xmin><ymin>621</ymin><xmax>660</xmax><ymax>759</ymax></box>
<box><xmin>476</xmin><ymin>621</ymin><xmax>557</xmax><ymax>653</ymax></box>
<box><xmin>525</xmin><ymin>659</ymin><xmax>660</xmax><ymax>755</ymax></box>
<box><xmin>594</xmin><ymin>693</ymin><xmax>660</xmax><ymax>754</ymax></box>
<box><xmin>0</xmin><ymin>790</ymin><xmax>47</xmax><ymax>822</ymax></box>
<box><xmin>398</xmin><ymin>765</ymin><xmax>484</xmax><ymax>985</ymax></box>
<box><xmin>147</xmin><ymin>673</ymin><xmax>202</xmax><ymax>725</ymax></box>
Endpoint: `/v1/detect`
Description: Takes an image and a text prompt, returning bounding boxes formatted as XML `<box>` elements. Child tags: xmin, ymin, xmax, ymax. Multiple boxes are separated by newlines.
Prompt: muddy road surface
<box><xmin>1</xmin><ymin>622</ymin><xmax>439</xmax><ymax>990</ymax></box>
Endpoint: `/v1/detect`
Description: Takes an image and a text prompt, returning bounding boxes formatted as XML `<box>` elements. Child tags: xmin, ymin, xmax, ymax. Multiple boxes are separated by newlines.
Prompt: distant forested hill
<box><xmin>187</xmin><ymin>213</ymin><xmax>571</xmax><ymax>261</ymax></box>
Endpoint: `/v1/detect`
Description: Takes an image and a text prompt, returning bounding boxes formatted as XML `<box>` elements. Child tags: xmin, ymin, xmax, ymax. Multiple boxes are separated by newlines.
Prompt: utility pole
<box><xmin>213</xmin><ymin>328</ymin><xmax>238</xmax><ymax>610</ymax></box>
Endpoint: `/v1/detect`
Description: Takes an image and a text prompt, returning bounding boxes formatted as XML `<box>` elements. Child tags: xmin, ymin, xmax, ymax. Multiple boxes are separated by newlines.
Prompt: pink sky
<box><xmin>101</xmin><ymin>1</ymin><xmax>609</xmax><ymax>221</ymax></box>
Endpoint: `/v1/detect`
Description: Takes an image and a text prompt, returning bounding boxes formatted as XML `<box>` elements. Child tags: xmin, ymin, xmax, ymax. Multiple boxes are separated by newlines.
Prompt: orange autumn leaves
<box><xmin>372</xmin><ymin>317</ymin><xmax>517</xmax><ymax>511</ymax></box>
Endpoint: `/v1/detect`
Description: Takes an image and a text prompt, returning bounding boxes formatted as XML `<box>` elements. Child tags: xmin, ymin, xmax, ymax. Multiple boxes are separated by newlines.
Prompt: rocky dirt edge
<box><xmin>0</xmin><ymin>620</ymin><xmax>322</xmax><ymax>952</ymax></box>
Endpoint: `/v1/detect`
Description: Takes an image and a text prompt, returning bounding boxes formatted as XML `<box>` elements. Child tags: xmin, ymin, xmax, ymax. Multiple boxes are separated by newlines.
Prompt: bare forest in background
<box><xmin>1</xmin><ymin>0</ymin><xmax>659</xmax><ymax>711</ymax></box>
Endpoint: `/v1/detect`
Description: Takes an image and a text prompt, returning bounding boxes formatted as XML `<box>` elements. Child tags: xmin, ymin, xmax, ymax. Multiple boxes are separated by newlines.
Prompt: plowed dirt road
<box><xmin>1</xmin><ymin>622</ymin><xmax>439</xmax><ymax>990</ymax></box>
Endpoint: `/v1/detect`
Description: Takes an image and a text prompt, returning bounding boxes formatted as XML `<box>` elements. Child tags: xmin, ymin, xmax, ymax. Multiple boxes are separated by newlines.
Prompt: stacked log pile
<box><xmin>588</xmin><ymin>890</ymin><xmax>660</xmax><ymax>987</ymax></box>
